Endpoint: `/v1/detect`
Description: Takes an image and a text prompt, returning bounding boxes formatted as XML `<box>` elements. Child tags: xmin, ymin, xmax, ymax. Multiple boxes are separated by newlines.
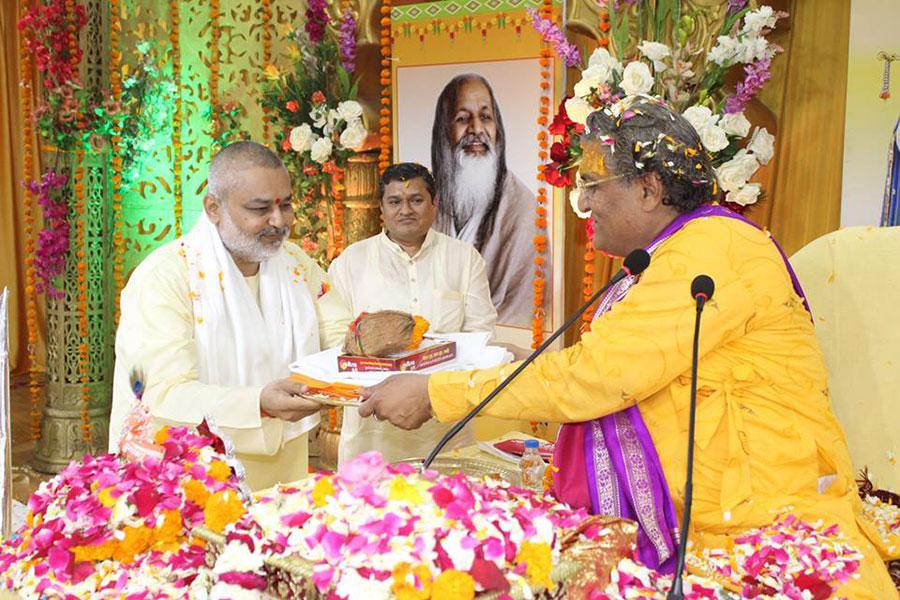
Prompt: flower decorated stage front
<box><xmin>0</xmin><ymin>425</ymin><xmax>896</xmax><ymax>598</ymax></box>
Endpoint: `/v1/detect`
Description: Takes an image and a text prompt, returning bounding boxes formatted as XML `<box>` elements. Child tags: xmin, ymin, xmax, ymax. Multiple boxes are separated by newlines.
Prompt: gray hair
<box><xmin>431</xmin><ymin>73</ymin><xmax>507</xmax><ymax>250</ymax></box>
<box><xmin>207</xmin><ymin>141</ymin><xmax>287</xmax><ymax>201</ymax></box>
<box><xmin>584</xmin><ymin>98</ymin><xmax>721</xmax><ymax>213</ymax></box>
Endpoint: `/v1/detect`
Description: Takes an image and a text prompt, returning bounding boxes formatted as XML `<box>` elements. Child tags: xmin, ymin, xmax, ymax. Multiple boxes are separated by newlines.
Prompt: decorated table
<box><xmin>0</xmin><ymin>419</ymin><xmax>896</xmax><ymax>599</ymax></box>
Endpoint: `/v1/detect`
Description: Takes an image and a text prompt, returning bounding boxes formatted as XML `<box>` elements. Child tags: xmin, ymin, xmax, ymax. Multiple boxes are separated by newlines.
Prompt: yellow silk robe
<box><xmin>428</xmin><ymin>216</ymin><xmax>898</xmax><ymax>598</ymax></box>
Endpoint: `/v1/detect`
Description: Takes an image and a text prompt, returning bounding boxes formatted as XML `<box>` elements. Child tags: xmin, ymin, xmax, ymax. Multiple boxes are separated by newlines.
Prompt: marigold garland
<box><xmin>581</xmin><ymin>7</ymin><xmax>610</xmax><ymax>331</ymax></box>
<box><xmin>74</xmin><ymin>148</ymin><xmax>91</xmax><ymax>445</ymax></box>
<box><xmin>531</xmin><ymin>0</ymin><xmax>553</xmax><ymax>350</ymax></box>
<box><xmin>209</xmin><ymin>0</ymin><xmax>221</xmax><ymax>142</ymax></box>
<box><xmin>170</xmin><ymin>0</ymin><xmax>183</xmax><ymax>237</ymax></box>
<box><xmin>110</xmin><ymin>0</ymin><xmax>125</xmax><ymax>324</ymax></box>
<box><xmin>260</xmin><ymin>0</ymin><xmax>273</xmax><ymax>142</ymax></box>
<box><xmin>19</xmin><ymin>0</ymin><xmax>41</xmax><ymax>441</ymax></box>
<box><xmin>378</xmin><ymin>0</ymin><xmax>393</xmax><ymax>172</ymax></box>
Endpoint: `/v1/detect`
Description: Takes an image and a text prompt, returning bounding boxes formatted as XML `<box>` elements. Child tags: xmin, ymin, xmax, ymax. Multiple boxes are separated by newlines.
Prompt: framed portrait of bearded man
<box><xmin>391</xmin><ymin>0</ymin><xmax>566</xmax><ymax>347</ymax></box>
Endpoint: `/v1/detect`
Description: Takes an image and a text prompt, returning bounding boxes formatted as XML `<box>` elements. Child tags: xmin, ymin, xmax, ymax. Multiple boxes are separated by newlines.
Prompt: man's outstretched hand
<box><xmin>358</xmin><ymin>374</ymin><xmax>433</xmax><ymax>430</ymax></box>
<box><xmin>260</xmin><ymin>378</ymin><xmax>322</xmax><ymax>421</ymax></box>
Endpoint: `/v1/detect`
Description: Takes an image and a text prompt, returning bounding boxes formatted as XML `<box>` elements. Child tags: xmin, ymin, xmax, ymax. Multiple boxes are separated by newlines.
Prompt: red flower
<box><xmin>285</xmin><ymin>100</ymin><xmax>300</xmax><ymax>113</ymax></box>
<box><xmin>544</xmin><ymin>165</ymin><xmax>573</xmax><ymax>188</ymax></box>
<box><xmin>550</xmin><ymin>141</ymin><xmax>568</xmax><ymax>164</ymax></box>
<box><xmin>311</xmin><ymin>91</ymin><xmax>326</xmax><ymax>105</ymax></box>
<box><xmin>548</xmin><ymin>98</ymin><xmax>573</xmax><ymax>136</ymax></box>
<box><xmin>281</xmin><ymin>136</ymin><xmax>292</xmax><ymax>152</ymax></box>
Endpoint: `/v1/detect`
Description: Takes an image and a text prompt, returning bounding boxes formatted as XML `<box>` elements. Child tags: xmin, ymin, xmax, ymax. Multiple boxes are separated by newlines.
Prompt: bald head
<box><xmin>207</xmin><ymin>141</ymin><xmax>287</xmax><ymax>201</ymax></box>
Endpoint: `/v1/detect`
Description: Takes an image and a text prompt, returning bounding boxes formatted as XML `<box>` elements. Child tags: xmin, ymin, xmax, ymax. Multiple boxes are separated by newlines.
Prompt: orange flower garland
<box><xmin>209</xmin><ymin>0</ymin><xmax>221</xmax><ymax>142</ymax></box>
<box><xmin>170</xmin><ymin>0</ymin><xmax>183</xmax><ymax>237</ymax></box>
<box><xmin>19</xmin><ymin>0</ymin><xmax>41</xmax><ymax>441</ymax></box>
<box><xmin>581</xmin><ymin>7</ymin><xmax>610</xmax><ymax>331</ymax></box>
<box><xmin>378</xmin><ymin>0</ymin><xmax>393</xmax><ymax>172</ymax></box>
<box><xmin>531</xmin><ymin>0</ymin><xmax>553</xmax><ymax>349</ymax></box>
<box><xmin>63</xmin><ymin>0</ymin><xmax>92</xmax><ymax>444</ymax></box>
<box><xmin>331</xmin><ymin>167</ymin><xmax>345</xmax><ymax>256</ymax></box>
<box><xmin>110</xmin><ymin>0</ymin><xmax>125</xmax><ymax>325</ymax></box>
<box><xmin>260</xmin><ymin>0</ymin><xmax>273</xmax><ymax>143</ymax></box>
<box><xmin>74</xmin><ymin>148</ymin><xmax>92</xmax><ymax>445</ymax></box>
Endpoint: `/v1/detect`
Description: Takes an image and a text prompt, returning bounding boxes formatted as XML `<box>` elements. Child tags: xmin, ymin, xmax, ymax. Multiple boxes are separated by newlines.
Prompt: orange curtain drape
<box><xmin>1</xmin><ymin>0</ymin><xmax>46</xmax><ymax>374</ymax></box>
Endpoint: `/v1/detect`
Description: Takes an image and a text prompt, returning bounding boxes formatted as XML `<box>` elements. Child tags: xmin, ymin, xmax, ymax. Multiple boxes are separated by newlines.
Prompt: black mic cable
<box><xmin>667</xmin><ymin>274</ymin><xmax>715</xmax><ymax>600</ymax></box>
<box><xmin>422</xmin><ymin>248</ymin><xmax>652</xmax><ymax>470</ymax></box>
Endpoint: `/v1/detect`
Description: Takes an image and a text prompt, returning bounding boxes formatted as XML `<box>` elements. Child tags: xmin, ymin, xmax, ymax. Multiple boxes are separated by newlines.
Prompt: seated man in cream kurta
<box><xmin>110</xmin><ymin>141</ymin><xmax>327</xmax><ymax>491</ymax></box>
<box><xmin>319</xmin><ymin>163</ymin><xmax>497</xmax><ymax>465</ymax></box>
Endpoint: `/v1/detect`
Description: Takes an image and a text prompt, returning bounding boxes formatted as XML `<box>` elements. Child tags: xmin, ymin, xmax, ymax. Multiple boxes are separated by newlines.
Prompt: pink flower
<box><xmin>337</xmin><ymin>451</ymin><xmax>389</xmax><ymax>488</ymax></box>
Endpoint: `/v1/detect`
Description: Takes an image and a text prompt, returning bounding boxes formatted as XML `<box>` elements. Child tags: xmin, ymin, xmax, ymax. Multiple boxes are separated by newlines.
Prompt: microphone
<box><xmin>422</xmin><ymin>248</ymin><xmax>651</xmax><ymax>470</ymax></box>
<box><xmin>667</xmin><ymin>274</ymin><xmax>715</xmax><ymax>599</ymax></box>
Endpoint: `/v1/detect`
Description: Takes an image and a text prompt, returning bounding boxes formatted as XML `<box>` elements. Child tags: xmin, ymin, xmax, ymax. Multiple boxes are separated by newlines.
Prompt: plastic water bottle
<box><xmin>519</xmin><ymin>439</ymin><xmax>546</xmax><ymax>491</ymax></box>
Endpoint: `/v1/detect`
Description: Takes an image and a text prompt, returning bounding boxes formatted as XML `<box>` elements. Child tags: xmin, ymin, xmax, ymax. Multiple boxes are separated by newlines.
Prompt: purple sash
<box><xmin>552</xmin><ymin>204</ymin><xmax>811</xmax><ymax>573</ymax></box>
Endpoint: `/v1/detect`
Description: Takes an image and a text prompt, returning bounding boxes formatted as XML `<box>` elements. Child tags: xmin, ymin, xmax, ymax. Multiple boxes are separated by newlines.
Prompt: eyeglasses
<box><xmin>575</xmin><ymin>174</ymin><xmax>627</xmax><ymax>193</ymax></box>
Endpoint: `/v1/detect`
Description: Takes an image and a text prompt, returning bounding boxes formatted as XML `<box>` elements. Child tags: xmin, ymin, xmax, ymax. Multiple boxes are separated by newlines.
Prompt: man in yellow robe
<box><xmin>359</xmin><ymin>98</ymin><xmax>898</xmax><ymax>597</ymax></box>
<box><xmin>110</xmin><ymin>141</ymin><xmax>326</xmax><ymax>491</ymax></box>
<box><xmin>319</xmin><ymin>163</ymin><xmax>496</xmax><ymax>465</ymax></box>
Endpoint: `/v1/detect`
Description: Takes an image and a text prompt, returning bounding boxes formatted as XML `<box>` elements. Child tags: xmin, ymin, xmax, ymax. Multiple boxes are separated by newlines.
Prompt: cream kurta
<box><xmin>320</xmin><ymin>229</ymin><xmax>497</xmax><ymax>464</ymax></box>
<box><xmin>110</xmin><ymin>240</ymin><xmax>329</xmax><ymax>491</ymax></box>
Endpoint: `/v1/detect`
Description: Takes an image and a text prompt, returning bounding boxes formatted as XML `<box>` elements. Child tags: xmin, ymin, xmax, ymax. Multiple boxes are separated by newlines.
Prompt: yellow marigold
<box><xmin>207</xmin><ymin>459</ymin><xmax>232</xmax><ymax>482</ymax></box>
<box><xmin>183</xmin><ymin>479</ymin><xmax>211</xmax><ymax>507</ymax></box>
<box><xmin>97</xmin><ymin>486</ymin><xmax>117</xmax><ymax>508</ymax></box>
<box><xmin>388</xmin><ymin>477</ymin><xmax>424</xmax><ymax>505</ymax></box>
<box><xmin>204</xmin><ymin>490</ymin><xmax>247</xmax><ymax>534</ymax></box>
<box><xmin>153</xmin><ymin>509</ymin><xmax>183</xmax><ymax>546</ymax></box>
<box><xmin>154</xmin><ymin>427</ymin><xmax>170</xmax><ymax>444</ymax></box>
<box><xmin>262</xmin><ymin>64</ymin><xmax>281</xmax><ymax>80</ymax></box>
<box><xmin>431</xmin><ymin>569</ymin><xmax>474</xmax><ymax>600</ymax></box>
<box><xmin>312</xmin><ymin>476</ymin><xmax>336</xmax><ymax>508</ymax></box>
<box><xmin>516</xmin><ymin>541</ymin><xmax>554</xmax><ymax>589</ymax></box>
<box><xmin>72</xmin><ymin>539</ymin><xmax>116</xmax><ymax>563</ymax></box>
<box><xmin>407</xmin><ymin>316</ymin><xmax>430</xmax><ymax>350</ymax></box>
<box><xmin>113</xmin><ymin>525</ymin><xmax>153</xmax><ymax>564</ymax></box>
<box><xmin>391</xmin><ymin>563</ymin><xmax>432</xmax><ymax>600</ymax></box>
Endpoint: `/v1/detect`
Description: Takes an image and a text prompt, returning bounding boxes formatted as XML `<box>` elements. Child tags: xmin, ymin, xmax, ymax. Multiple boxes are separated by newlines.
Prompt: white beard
<box><xmin>218</xmin><ymin>210</ymin><xmax>285</xmax><ymax>264</ymax></box>
<box><xmin>450</xmin><ymin>148</ymin><xmax>499</xmax><ymax>245</ymax></box>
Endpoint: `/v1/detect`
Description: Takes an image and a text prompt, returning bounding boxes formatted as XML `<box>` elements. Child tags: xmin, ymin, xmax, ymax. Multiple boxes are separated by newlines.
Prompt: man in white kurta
<box><xmin>110</xmin><ymin>141</ymin><xmax>326</xmax><ymax>491</ymax></box>
<box><xmin>319</xmin><ymin>163</ymin><xmax>497</xmax><ymax>464</ymax></box>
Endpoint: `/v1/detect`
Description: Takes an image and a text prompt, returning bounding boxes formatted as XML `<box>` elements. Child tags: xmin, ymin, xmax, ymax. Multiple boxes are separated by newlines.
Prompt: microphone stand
<box><xmin>667</xmin><ymin>278</ymin><xmax>713</xmax><ymax>599</ymax></box>
<box><xmin>422</xmin><ymin>249</ymin><xmax>650</xmax><ymax>470</ymax></box>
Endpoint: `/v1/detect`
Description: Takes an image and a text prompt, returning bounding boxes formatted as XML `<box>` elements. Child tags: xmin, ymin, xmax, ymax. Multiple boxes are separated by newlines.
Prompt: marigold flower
<box><xmin>312</xmin><ymin>476</ymin><xmax>336</xmax><ymax>508</ymax></box>
<box><xmin>516</xmin><ymin>541</ymin><xmax>554</xmax><ymax>589</ymax></box>
<box><xmin>204</xmin><ymin>490</ymin><xmax>246</xmax><ymax>534</ymax></box>
<box><xmin>432</xmin><ymin>569</ymin><xmax>475</xmax><ymax>600</ymax></box>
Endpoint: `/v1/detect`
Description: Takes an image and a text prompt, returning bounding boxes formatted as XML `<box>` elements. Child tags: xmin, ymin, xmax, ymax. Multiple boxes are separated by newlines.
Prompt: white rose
<box><xmin>568</xmin><ymin>188</ymin><xmax>591</xmax><ymax>218</ymax></box>
<box><xmin>747</xmin><ymin>126</ymin><xmax>775</xmax><ymax>165</ymax></box>
<box><xmin>682</xmin><ymin>105</ymin><xmax>718</xmax><ymax>131</ymax></box>
<box><xmin>716</xmin><ymin>150</ymin><xmax>760</xmax><ymax>192</ymax></box>
<box><xmin>699</xmin><ymin>124</ymin><xmax>728</xmax><ymax>152</ymax></box>
<box><xmin>339</xmin><ymin>120</ymin><xmax>367</xmax><ymax>150</ymax></box>
<box><xmin>707</xmin><ymin>35</ymin><xmax>740</xmax><ymax>66</ymax></box>
<box><xmin>741</xmin><ymin>6</ymin><xmax>777</xmax><ymax>36</ymax></box>
<box><xmin>289</xmin><ymin>124</ymin><xmax>315</xmax><ymax>152</ymax></box>
<box><xmin>310</xmin><ymin>137</ymin><xmax>333</xmax><ymax>164</ymax></box>
<box><xmin>310</xmin><ymin>106</ymin><xmax>326</xmax><ymax>129</ymax></box>
<box><xmin>719</xmin><ymin>112</ymin><xmax>751</xmax><ymax>137</ymax></box>
<box><xmin>682</xmin><ymin>105</ymin><xmax>728</xmax><ymax>152</ymax></box>
<box><xmin>564</xmin><ymin>96</ymin><xmax>593</xmax><ymax>126</ymax></box>
<box><xmin>337</xmin><ymin>100</ymin><xmax>363</xmax><ymax>122</ymax></box>
<box><xmin>726</xmin><ymin>182</ymin><xmax>761</xmax><ymax>206</ymax></box>
<box><xmin>638</xmin><ymin>41</ymin><xmax>671</xmax><ymax>72</ymax></box>
<box><xmin>620</xmin><ymin>61</ymin><xmax>654</xmax><ymax>96</ymax></box>
<box><xmin>588</xmin><ymin>47</ymin><xmax>621</xmax><ymax>74</ymax></box>
<box><xmin>573</xmin><ymin>64</ymin><xmax>611</xmax><ymax>98</ymax></box>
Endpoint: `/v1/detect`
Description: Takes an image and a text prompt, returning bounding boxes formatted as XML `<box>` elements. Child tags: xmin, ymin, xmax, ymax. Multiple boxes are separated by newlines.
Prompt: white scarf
<box><xmin>181</xmin><ymin>213</ymin><xmax>320</xmax><ymax>437</ymax></box>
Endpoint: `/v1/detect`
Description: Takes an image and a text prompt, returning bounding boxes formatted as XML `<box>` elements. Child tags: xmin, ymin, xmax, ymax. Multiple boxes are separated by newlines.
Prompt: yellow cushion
<box><xmin>791</xmin><ymin>226</ymin><xmax>900</xmax><ymax>491</ymax></box>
